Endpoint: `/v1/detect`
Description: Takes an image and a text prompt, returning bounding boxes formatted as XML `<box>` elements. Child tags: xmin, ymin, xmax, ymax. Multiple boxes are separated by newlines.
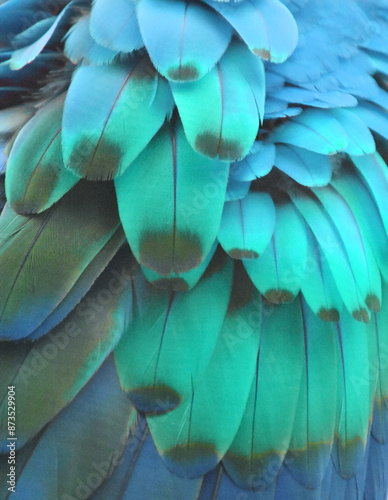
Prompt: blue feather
<box><xmin>137</xmin><ymin>0</ymin><xmax>232</xmax><ymax>82</ymax></box>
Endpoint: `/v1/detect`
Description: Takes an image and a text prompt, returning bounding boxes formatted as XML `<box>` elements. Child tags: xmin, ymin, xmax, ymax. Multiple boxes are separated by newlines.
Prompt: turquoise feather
<box><xmin>312</xmin><ymin>186</ymin><xmax>381</xmax><ymax>312</ymax></box>
<box><xmin>62</xmin><ymin>59</ymin><xmax>174</xmax><ymax>180</ymax></box>
<box><xmin>114</xmin><ymin>250</ymin><xmax>233</xmax><ymax>414</ymax></box>
<box><xmin>170</xmin><ymin>41</ymin><xmax>265</xmax><ymax>161</ymax></box>
<box><xmin>329</xmin><ymin>108</ymin><xmax>376</xmax><ymax>156</ymax></box>
<box><xmin>223</xmin><ymin>298</ymin><xmax>305</xmax><ymax>490</ymax></box>
<box><xmin>300</xmin><ymin>228</ymin><xmax>343</xmax><ymax>322</ymax></box>
<box><xmin>291</xmin><ymin>191</ymin><xmax>369</xmax><ymax>322</ymax></box>
<box><xmin>217</xmin><ymin>192</ymin><xmax>276</xmax><ymax>260</ymax></box>
<box><xmin>244</xmin><ymin>202</ymin><xmax>308</xmax><ymax>304</ymax></box>
<box><xmin>115</xmin><ymin>121</ymin><xmax>229</xmax><ymax>280</ymax></box>
<box><xmin>147</xmin><ymin>269</ymin><xmax>262</xmax><ymax>478</ymax></box>
<box><xmin>332</xmin><ymin>170</ymin><xmax>388</xmax><ymax>282</ymax></box>
<box><xmin>274</xmin><ymin>145</ymin><xmax>332</xmax><ymax>187</ymax></box>
<box><xmin>5</xmin><ymin>94</ymin><xmax>79</xmax><ymax>214</ymax></box>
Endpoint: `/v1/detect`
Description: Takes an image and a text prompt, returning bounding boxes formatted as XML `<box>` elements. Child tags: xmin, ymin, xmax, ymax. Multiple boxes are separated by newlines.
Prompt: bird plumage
<box><xmin>1</xmin><ymin>0</ymin><xmax>388</xmax><ymax>498</ymax></box>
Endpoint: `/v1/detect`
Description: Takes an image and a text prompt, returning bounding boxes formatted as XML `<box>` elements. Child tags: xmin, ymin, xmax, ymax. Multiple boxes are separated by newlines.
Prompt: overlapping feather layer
<box><xmin>0</xmin><ymin>0</ymin><xmax>388</xmax><ymax>498</ymax></box>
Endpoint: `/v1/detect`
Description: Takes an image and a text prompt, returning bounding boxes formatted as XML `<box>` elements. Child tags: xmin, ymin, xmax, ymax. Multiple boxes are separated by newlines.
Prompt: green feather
<box><xmin>5</xmin><ymin>94</ymin><xmax>79</xmax><ymax>214</ymax></box>
<box><xmin>0</xmin><ymin>249</ymin><xmax>134</xmax><ymax>449</ymax></box>
<box><xmin>0</xmin><ymin>181</ymin><xmax>121</xmax><ymax>339</ymax></box>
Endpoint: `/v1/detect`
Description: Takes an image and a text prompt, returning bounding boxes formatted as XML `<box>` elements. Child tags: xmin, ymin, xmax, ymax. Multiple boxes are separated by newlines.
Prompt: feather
<box><xmin>244</xmin><ymin>202</ymin><xmax>308</xmax><ymax>304</ymax></box>
<box><xmin>140</xmin><ymin>241</ymin><xmax>217</xmax><ymax>292</ymax></box>
<box><xmin>62</xmin><ymin>58</ymin><xmax>174</xmax><ymax>180</ymax></box>
<box><xmin>137</xmin><ymin>0</ymin><xmax>232</xmax><ymax>82</ymax></box>
<box><xmin>223</xmin><ymin>298</ymin><xmax>305</xmax><ymax>491</ymax></box>
<box><xmin>147</xmin><ymin>270</ymin><xmax>262</xmax><ymax>478</ymax></box>
<box><xmin>351</xmin><ymin>153</ymin><xmax>388</xmax><ymax>235</ymax></box>
<box><xmin>170</xmin><ymin>41</ymin><xmax>265</xmax><ymax>161</ymax></box>
<box><xmin>205</xmin><ymin>0</ymin><xmax>298</xmax><ymax>64</ymax></box>
<box><xmin>229</xmin><ymin>142</ymin><xmax>275</xmax><ymax>182</ymax></box>
<box><xmin>3</xmin><ymin>356</ymin><xmax>134</xmax><ymax>499</ymax></box>
<box><xmin>332</xmin><ymin>170</ymin><xmax>388</xmax><ymax>282</ymax></box>
<box><xmin>115</xmin><ymin>121</ymin><xmax>229</xmax><ymax>279</ymax></box>
<box><xmin>217</xmin><ymin>192</ymin><xmax>276</xmax><ymax>260</ymax></box>
<box><xmin>332</xmin><ymin>312</ymin><xmax>377</xmax><ymax>479</ymax></box>
<box><xmin>274</xmin><ymin>144</ymin><xmax>332</xmax><ymax>187</ymax></box>
<box><xmin>9</xmin><ymin>5</ymin><xmax>68</xmax><ymax>70</ymax></box>
<box><xmin>90</xmin><ymin>0</ymin><xmax>144</xmax><ymax>53</ymax></box>
<box><xmin>269</xmin><ymin>109</ymin><xmax>349</xmax><ymax>155</ymax></box>
<box><xmin>312</xmin><ymin>186</ymin><xmax>381</xmax><ymax>313</ymax></box>
<box><xmin>300</xmin><ymin>228</ymin><xmax>342</xmax><ymax>322</ymax></box>
<box><xmin>92</xmin><ymin>417</ymin><xmax>203</xmax><ymax>500</ymax></box>
<box><xmin>5</xmin><ymin>94</ymin><xmax>79</xmax><ymax>215</ymax></box>
<box><xmin>0</xmin><ymin>181</ymin><xmax>121</xmax><ymax>340</ymax></box>
<box><xmin>0</xmin><ymin>247</ymin><xmax>133</xmax><ymax>450</ymax></box>
<box><xmin>291</xmin><ymin>191</ymin><xmax>369</xmax><ymax>322</ymax></box>
<box><xmin>329</xmin><ymin>109</ymin><xmax>376</xmax><ymax>156</ymax></box>
<box><xmin>64</xmin><ymin>15</ymin><xmax>119</xmax><ymax>65</ymax></box>
<box><xmin>285</xmin><ymin>299</ymin><xmax>338</xmax><ymax>490</ymax></box>
<box><xmin>114</xmin><ymin>248</ymin><xmax>232</xmax><ymax>414</ymax></box>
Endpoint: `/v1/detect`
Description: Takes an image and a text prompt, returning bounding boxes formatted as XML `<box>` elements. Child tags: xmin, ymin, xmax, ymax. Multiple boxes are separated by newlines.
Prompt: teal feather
<box><xmin>170</xmin><ymin>41</ymin><xmax>265</xmax><ymax>161</ymax></box>
<box><xmin>300</xmin><ymin>228</ymin><xmax>343</xmax><ymax>322</ymax></box>
<box><xmin>62</xmin><ymin>59</ymin><xmax>174</xmax><ymax>180</ymax></box>
<box><xmin>312</xmin><ymin>185</ymin><xmax>381</xmax><ymax>313</ymax></box>
<box><xmin>244</xmin><ymin>202</ymin><xmax>308</xmax><ymax>304</ymax></box>
<box><xmin>291</xmin><ymin>191</ymin><xmax>369</xmax><ymax>322</ymax></box>
<box><xmin>147</xmin><ymin>267</ymin><xmax>261</xmax><ymax>478</ymax></box>
<box><xmin>223</xmin><ymin>298</ymin><xmax>305</xmax><ymax>491</ymax></box>
<box><xmin>64</xmin><ymin>15</ymin><xmax>119</xmax><ymax>65</ymax></box>
<box><xmin>217</xmin><ymin>192</ymin><xmax>275</xmax><ymax>261</ymax></box>
<box><xmin>114</xmin><ymin>250</ymin><xmax>233</xmax><ymax>414</ymax></box>
<box><xmin>115</xmin><ymin>121</ymin><xmax>229</xmax><ymax>279</ymax></box>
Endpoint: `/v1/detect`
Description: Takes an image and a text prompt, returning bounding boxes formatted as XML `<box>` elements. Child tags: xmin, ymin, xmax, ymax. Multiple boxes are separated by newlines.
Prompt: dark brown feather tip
<box><xmin>152</xmin><ymin>278</ymin><xmax>189</xmax><ymax>292</ymax></box>
<box><xmin>140</xmin><ymin>232</ymin><xmax>202</xmax><ymax>276</ymax></box>
<box><xmin>228</xmin><ymin>248</ymin><xmax>259</xmax><ymax>260</ymax></box>
<box><xmin>67</xmin><ymin>139</ymin><xmax>123</xmax><ymax>180</ymax></box>
<box><xmin>163</xmin><ymin>443</ymin><xmax>218</xmax><ymax>479</ymax></box>
<box><xmin>128</xmin><ymin>386</ymin><xmax>181</xmax><ymax>415</ymax></box>
<box><xmin>167</xmin><ymin>64</ymin><xmax>199</xmax><ymax>81</ymax></box>
<box><xmin>352</xmin><ymin>308</ymin><xmax>370</xmax><ymax>323</ymax></box>
<box><xmin>195</xmin><ymin>132</ymin><xmax>243</xmax><ymax>160</ymax></box>
<box><xmin>265</xmin><ymin>289</ymin><xmax>294</xmax><ymax>304</ymax></box>
<box><xmin>366</xmin><ymin>294</ymin><xmax>381</xmax><ymax>312</ymax></box>
<box><xmin>318</xmin><ymin>308</ymin><xmax>340</xmax><ymax>322</ymax></box>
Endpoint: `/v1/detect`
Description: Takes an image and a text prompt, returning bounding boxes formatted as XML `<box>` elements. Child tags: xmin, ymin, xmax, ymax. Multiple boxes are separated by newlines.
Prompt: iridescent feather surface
<box><xmin>0</xmin><ymin>0</ymin><xmax>388</xmax><ymax>498</ymax></box>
